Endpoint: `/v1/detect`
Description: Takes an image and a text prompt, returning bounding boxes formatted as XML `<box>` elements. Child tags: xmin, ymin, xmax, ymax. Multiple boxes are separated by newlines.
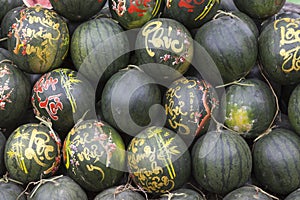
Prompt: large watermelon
<box><xmin>0</xmin><ymin>62</ymin><xmax>31</xmax><ymax>129</ymax></box>
<box><xmin>7</xmin><ymin>6</ymin><xmax>69</xmax><ymax>74</ymax></box>
<box><xmin>31</xmin><ymin>68</ymin><xmax>96</xmax><ymax>138</ymax></box>
<box><xmin>127</xmin><ymin>126</ymin><xmax>191</xmax><ymax>195</ymax></box>
<box><xmin>192</xmin><ymin>129</ymin><xmax>252</xmax><ymax>195</ymax></box>
<box><xmin>4</xmin><ymin>123</ymin><xmax>61</xmax><ymax>184</ymax></box>
<box><xmin>252</xmin><ymin>128</ymin><xmax>300</xmax><ymax>196</ymax></box>
<box><xmin>63</xmin><ymin>119</ymin><xmax>126</xmax><ymax>192</ymax></box>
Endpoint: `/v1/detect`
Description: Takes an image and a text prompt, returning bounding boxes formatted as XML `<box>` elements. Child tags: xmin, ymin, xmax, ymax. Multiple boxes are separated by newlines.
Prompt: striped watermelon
<box><xmin>252</xmin><ymin>128</ymin><xmax>300</xmax><ymax>195</ymax></box>
<box><xmin>70</xmin><ymin>17</ymin><xmax>130</xmax><ymax>89</ymax></box>
<box><xmin>192</xmin><ymin>129</ymin><xmax>252</xmax><ymax>195</ymax></box>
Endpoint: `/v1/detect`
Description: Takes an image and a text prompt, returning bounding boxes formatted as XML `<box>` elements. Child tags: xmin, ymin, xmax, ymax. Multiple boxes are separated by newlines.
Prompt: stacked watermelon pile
<box><xmin>0</xmin><ymin>0</ymin><xmax>300</xmax><ymax>199</ymax></box>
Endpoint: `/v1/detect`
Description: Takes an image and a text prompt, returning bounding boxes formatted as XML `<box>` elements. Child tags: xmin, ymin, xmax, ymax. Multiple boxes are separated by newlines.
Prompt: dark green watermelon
<box><xmin>163</xmin><ymin>0</ymin><xmax>220</xmax><ymax>29</ymax></box>
<box><xmin>259</xmin><ymin>17</ymin><xmax>300</xmax><ymax>85</ymax></box>
<box><xmin>63</xmin><ymin>119</ymin><xmax>126</xmax><ymax>192</ymax></box>
<box><xmin>94</xmin><ymin>185</ymin><xmax>146</xmax><ymax>200</ymax></box>
<box><xmin>31</xmin><ymin>68</ymin><xmax>96</xmax><ymax>138</ymax></box>
<box><xmin>194</xmin><ymin>13</ymin><xmax>258</xmax><ymax>84</ymax></box>
<box><xmin>100</xmin><ymin>67</ymin><xmax>162</xmax><ymax>136</ymax></box>
<box><xmin>135</xmin><ymin>18</ymin><xmax>194</xmax><ymax>83</ymax></box>
<box><xmin>127</xmin><ymin>126</ymin><xmax>191</xmax><ymax>195</ymax></box>
<box><xmin>0</xmin><ymin>130</ymin><xmax>6</xmax><ymax>176</ymax></box>
<box><xmin>4</xmin><ymin>123</ymin><xmax>61</xmax><ymax>184</ymax></box>
<box><xmin>7</xmin><ymin>6</ymin><xmax>70</xmax><ymax>74</ymax></box>
<box><xmin>0</xmin><ymin>0</ymin><xmax>23</xmax><ymax>22</ymax></box>
<box><xmin>28</xmin><ymin>175</ymin><xmax>88</xmax><ymax>200</ymax></box>
<box><xmin>157</xmin><ymin>188</ymin><xmax>204</xmax><ymax>200</ymax></box>
<box><xmin>233</xmin><ymin>0</ymin><xmax>286</xmax><ymax>19</ymax></box>
<box><xmin>109</xmin><ymin>0</ymin><xmax>163</xmax><ymax>29</ymax></box>
<box><xmin>285</xmin><ymin>188</ymin><xmax>300</xmax><ymax>200</ymax></box>
<box><xmin>192</xmin><ymin>129</ymin><xmax>252</xmax><ymax>195</ymax></box>
<box><xmin>221</xmin><ymin>78</ymin><xmax>277</xmax><ymax>138</ymax></box>
<box><xmin>252</xmin><ymin>128</ymin><xmax>300</xmax><ymax>195</ymax></box>
<box><xmin>0</xmin><ymin>181</ymin><xmax>26</xmax><ymax>200</ymax></box>
<box><xmin>0</xmin><ymin>62</ymin><xmax>31</xmax><ymax>129</ymax></box>
<box><xmin>288</xmin><ymin>83</ymin><xmax>300</xmax><ymax>135</ymax></box>
<box><xmin>223</xmin><ymin>185</ymin><xmax>272</xmax><ymax>200</ymax></box>
<box><xmin>49</xmin><ymin>0</ymin><xmax>107</xmax><ymax>22</ymax></box>
<box><xmin>70</xmin><ymin>17</ymin><xmax>130</xmax><ymax>88</ymax></box>
<box><xmin>163</xmin><ymin>76</ymin><xmax>219</xmax><ymax>144</ymax></box>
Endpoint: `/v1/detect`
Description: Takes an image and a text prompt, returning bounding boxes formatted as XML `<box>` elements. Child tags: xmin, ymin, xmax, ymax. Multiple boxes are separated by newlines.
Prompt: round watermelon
<box><xmin>28</xmin><ymin>175</ymin><xmax>88</xmax><ymax>200</ymax></box>
<box><xmin>157</xmin><ymin>188</ymin><xmax>204</xmax><ymax>200</ymax></box>
<box><xmin>101</xmin><ymin>67</ymin><xmax>162</xmax><ymax>136</ymax></box>
<box><xmin>63</xmin><ymin>119</ymin><xmax>126</xmax><ymax>192</ymax></box>
<box><xmin>221</xmin><ymin>78</ymin><xmax>277</xmax><ymax>139</ymax></box>
<box><xmin>259</xmin><ymin>17</ymin><xmax>300</xmax><ymax>85</ymax></box>
<box><xmin>194</xmin><ymin>13</ymin><xmax>258</xmax><ymax>84</ymax></box>
<box><xmin>127</xmin><ymin>126</ymin><xmax>191</xmax><ymax>195</ymax></box>
<box><xmin>223</xmin><ymin>185</ymin><xmax>272</xmax><ymax>200</ymax></box>
<box><xmin>0</xmin><ymin>181</ymin><xmax>26</xmax><ymax>200</ymax></box>
<box><xmin>252</xmin><ymin>128</ymin><xmax>300</xmax><ymax>196</ymax></box>
<box><xmin>93</xmin><ymin>185</ymin><xmax>146</xmax><ymax>200</ymax></box>
<box><xmin>192</xmin><ymin>129</ymin><xmax>252</xmax><ymax>195</ymax></box>
<box><xmin>135</xmin><ymin>18</ymin><xmax>194</xmax><ymax>83</ymax></box>
<box><xmin>4</xmin><ymin>123</ymin><xmax>61</xmax><ymax>184</ymax></box>
<box><xmin>109</xmin><ymin>0</ymin><xmax>163</xmax><ymax>29</ymax></box>
<box><xmin>31</xmin><ymin>68</ymin><xmax>96</xmax><ymax>138</ymax></box>
<box><xmin>7</xmin><ymin>5</ymin><xmax>69</xmax><ymax>74</ymax></box>
<box><xmin>163</xmin><ymin>76</ymin><xmax>219</xmax><ymax>144</ymax></box>
<box><xmin>288</xmin><ymin>83</ymin><xmax>300</xmax><ymax>135</ymax></box>
<box><xmin>0</xmin><ymin>62</ymin><xmax>31</xmax><ymax>129</ymax></box>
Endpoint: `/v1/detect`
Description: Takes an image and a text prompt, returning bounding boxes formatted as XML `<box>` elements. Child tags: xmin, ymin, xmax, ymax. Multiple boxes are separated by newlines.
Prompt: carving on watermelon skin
<box><xmin>23</xmin><ymin>0</ymin><xmax>53</xmax><ymax>9</ymax></box>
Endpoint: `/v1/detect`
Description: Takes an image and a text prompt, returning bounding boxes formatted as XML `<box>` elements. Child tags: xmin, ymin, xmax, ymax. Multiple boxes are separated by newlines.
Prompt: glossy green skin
<box><xmin>109</xmin><ymin>0</ymin><xmax>163</xmax><ymax>29</ymax></box>
<box><xmin>101</xmin><ymin>68</ymin><xmax>162</xmax><ymax>136</ymax></box>
<box><xmin>253</xmin><ymin>128</ymin><xmax>300</xmax><ymax>195</ymax></box>
<box><xmin>192</xmin><ymin>129</ymin><xmax>252</xmax><ymax>195</ymax></box>
<box><xmin>0</xmin><ymin>131</ymin><xmax>6</xmax><ymax>176</ymax></box>
<box><xmin>50</xmin><ymin>0</ymin><xmax>107</xmax><ymax>22</ymax></box>
<box><xmin>194</xmin><ymin>15</ymin><xmax>257</xmax><ymax>84</ymax></box>
<box><xmin>94</xmin><ymin>186</ymin><xmax>146</xmax><ymax>200</ymax></box>
<box><xmin>0</xmin><ymin>0</ymin><xmax>23</xmax><ymax>21</ymax></box>
<box><xmin>0</xmin><ymin>62</ymin><xmax>31</xmax><ymax>129</ymax></box>
<box><xmin>259</xmin><ymin>17</ymin><xmax>300</xmax><ymax>85</ymax></box>
<box><xmin>0</xmin><ymin>182</ymin><xmax>26</xmax><ymax>200</ymax></box>
<box><xmin>63</xmin><ymin>119</ymin><xmax>126</xmax><ymax>192</ymax></box>
<box><xmin>221</xmin><ymin>78</ymin><xmax>276</xmax><ymax>139</ymax></box>
<box><xmin>4</xmin><ymin>123</ymin><xmax>61</xmax><ymax>184</ymax></box>
<box><xmin>285</xmin><ymin>189</ymin><xmax>300</xmax><ymax>200</ymax></box>
<box><xmin>163</xmin><ymin>0</ymin><xmax>220</xmax><ymax>29</ymax></box>
<box><xmin>288</xmin><ymin>83</ymin><xmax>300</xmax><ymax>135</ymax></box>
<box><xmin>157</xmin><ymin>188</ymin><xmax>204</xmax><ymax>200</ymax></box>
<box><xmin>223</xmin><ymin>186</ymin><xmax>272</xmax><ymax>200</ymax></box>
<box><xmin>7</xmin><ymin>6</ymin><xmax>69</xmax><ymax>74</ymax></box>
<box><xmin>70</xmin><ymin>18</ymin><xmax>130</xmax><ymax>87</ymax></box>
<box><xmin>28</xmin><ymin>176</ymin><xmax>88</xmax><ymax>200</ymax></box>
<box><xmin>31</xmin><ymin>68</ymin><xmax>96</xmax><ymax>138</ymax></box>
<box><xmin>233</xmin><ymin>0</ymin><xmax>285</xmax><ymax>19</ymax></box>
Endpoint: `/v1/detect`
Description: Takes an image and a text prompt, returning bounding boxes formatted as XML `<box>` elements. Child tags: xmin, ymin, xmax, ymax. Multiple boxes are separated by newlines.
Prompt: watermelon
<box><xmin>94</xmin><ymin>185</ymin><xmax>146</xmax><ymax>200</ymax></box>
<box><xmin>194</xmin><ymin>12</ymin><xmax>258</xmax><ymax>84</ymax></box>
<box><xmin>63</xmin><ymin>119</ymin><xmax>126</xmax><ymax>192</ymax></box>
<box><xmin>220</xmin><ymin>0</ymin><xmax>238</xmax><ymax>11</ymax></box>
<box><xmin>163</xmin><ymin>0</ymin><xmax>220</xmax><ymax>29</ymax></box>
<box><xmin>49</xmin><ymin>0</ymin><xmax>107</xmax><ymax>22</ymax></box>
<box><xmin>4</xmin><ymin>122</ymin><xmax>61</xmax><ymax>184</ymax></box>
<box><xmin>70</xmin><ymin>17</ymin><xmax>130</xmax><ymax>88</ymax></box>
<box><xmin>285</xmin><ymin>188</ymin><xmax>300</xmax><ymax>200</ymax></box>
<box><xmin>221</xmin><ymin>78</ymin><xmax>277</xmax><ymax>139</ymax></box>
<box><xmin>109</xmin><ymin>0</ymin><xmax>163</xmax><ymax>29</ymax></box>
<box><xmin>23</xmin><ymin>0</ymin><xmax>53</xmax><ymax>9</ymax></box>
<box><xmin>100</xmin><ymin>67</ymin><xmax>162</xmax><ymax>136</ymax></box>
<box><xmin>157</xmin><ymin>188</ymin><xmax>204</xmax><ymax>200</ymax></box>
<box><xmin>28</xmin><ymin>175</ymin><xmax>88</xmax><ymax>200</ymax></box>
<box><xmin>0</xmin><ymin>0</ymin><xmax>23</xmax><ymax>22</ymax></box>
<box><xmin>0</xmin><ymin>131</ymin><xmax>6</xmax><ymax>176</ymax></box>
<box><xmin>0</xmin><ymin>62</ymin><xmax>31</xmax><ymax>129</ymax></box>
<box><xmin>127</xmin><ymin>126</ymin><xmax>191</xmax><ymax>194</ymax></box>
<box><xmin>223</xmin><ymin>185</ymin><xmax>272</xmax><ymax>200</ymax></box>
<box><xmin>163</xmin><ymin>76</ymin><xmax>219</xmax><ymax>144</ymax></box>
<box><xmin>252</xmin><ymin>128</ymin><xmax>300</xmax><ymax>195</ymax></box>
<box><xmin>259</xmin><ymin>17</ymin><xmax>300</xmax><ymax>85</ymax></box>
<box><xmin>31</xmin><ymin>68</ymin><xmax>96</xmax><ymax>138</ymax></box>
<box><xmin>0</xmin><ymin>181</ymin><xmax>26</xmax><ymax>200</ymax></box>
<box><xmin>192</xmin><ymin>129</ymin><xmax>252</xmax><ymax>195</ymax></box>
<box><xmin>288</xmin><ymin>83</ymin><xmax>300</xmax><ymax>135</ymax></box>
<box><xmin>233</xmin><ymin>0</ymin><xmax>286</xmax><ymax>19</ymax></box>
<box><xmin>7</xmin><ymin>6</ymin><xmax>69</xmax><ymax>74</ymax></box>
<box><xmin>135</xmin><ymin>18</ymin><xmax>194</xmax><ymax>83</ymax></box>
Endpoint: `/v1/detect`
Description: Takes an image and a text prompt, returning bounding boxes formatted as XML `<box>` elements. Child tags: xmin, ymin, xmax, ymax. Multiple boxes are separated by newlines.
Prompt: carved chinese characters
<box><xmin>4</xmin><ymin>123</ymin><xmax>61</xmax><ymax>183</ymax></box>
<box><xmin>63</xmin><ymin>120</ymin><xmax>126</xmax><ymax>192</ymax></box>
<box><xmin>127</xmin><ymin>126</ymin><xmax>191</xmax><ymax>194</ymax></box>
